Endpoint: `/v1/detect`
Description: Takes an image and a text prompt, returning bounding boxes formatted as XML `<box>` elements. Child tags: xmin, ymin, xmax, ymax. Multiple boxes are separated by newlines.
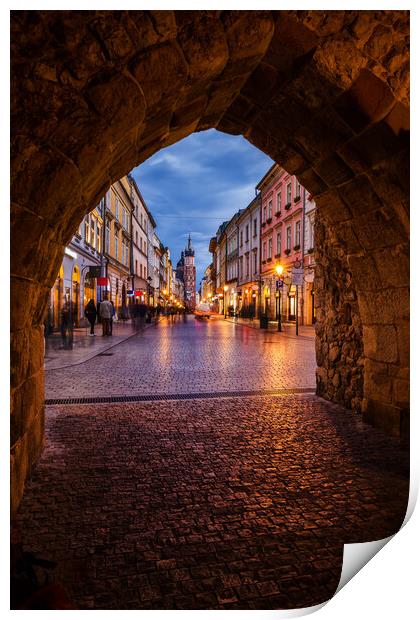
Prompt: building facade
<box><xmin>257</xmin><ymin>164</ymin><xmax>308</xmax><ymax>324</ymax></box>
<box><xmin>209</xmin><ymin>164</ymin><xmax>317</xmax><ymax>325</ymax></box>
<box><xmin>236</xmin><ymin>196</ymin><xmax>261</xmax><ymax>318</ymax></box>
<box><xmin>128</xmin><ymin>174</ymin><xmax>154</xmax><ymax>304</ymax></box>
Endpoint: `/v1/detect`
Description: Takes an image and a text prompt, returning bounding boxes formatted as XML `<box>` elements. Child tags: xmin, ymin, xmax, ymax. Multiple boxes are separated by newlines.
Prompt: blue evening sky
<box><xmin>131</xmin><ymin>129</ymin><xmax>273</xmax><ymax>285</ymax></box>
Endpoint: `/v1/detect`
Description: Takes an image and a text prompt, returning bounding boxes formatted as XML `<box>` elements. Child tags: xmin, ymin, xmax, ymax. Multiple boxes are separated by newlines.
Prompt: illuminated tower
<box><xmin>183</xmin><ymin>234</ymin><xmax>196</xmax><ymax>310</ymax></box>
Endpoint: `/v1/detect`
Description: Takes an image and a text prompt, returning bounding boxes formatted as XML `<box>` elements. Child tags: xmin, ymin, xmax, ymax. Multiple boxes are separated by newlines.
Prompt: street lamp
<box><xmin>223</xmin><ymin>285</ymin><xmax>228</xmax><ymax>319</ymax></box>
<box><xmin>275</xmin><ymin>263</ymin><xmax>284</xmax><ymax>332</ymax></box>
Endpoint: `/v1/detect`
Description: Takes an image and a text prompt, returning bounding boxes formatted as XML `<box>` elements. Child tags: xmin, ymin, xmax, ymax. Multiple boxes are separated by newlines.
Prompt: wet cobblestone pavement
<box><xmin>17</xmin><ymin>317</ymin><xmax>409</xmax><ymax>609</ymax></box>
<box><xmin>45</xmin><ymin>316</ymin><xmax>316</xmax><ymax>398</ymax></box>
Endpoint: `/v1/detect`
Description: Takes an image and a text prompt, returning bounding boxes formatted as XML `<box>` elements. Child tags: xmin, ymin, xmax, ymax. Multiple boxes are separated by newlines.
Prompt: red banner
<box><xmin>97</xmin><ymin>277</ymin><xmax>108</xmax><ymax>286</ymax></box>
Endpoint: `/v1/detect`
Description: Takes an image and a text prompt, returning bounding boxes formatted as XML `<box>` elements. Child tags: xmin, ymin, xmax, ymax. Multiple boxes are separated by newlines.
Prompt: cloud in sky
<box><xmin>130</xmin><ymin>129</ymin><xmax>273</xmax><ymax>283</ymax></box>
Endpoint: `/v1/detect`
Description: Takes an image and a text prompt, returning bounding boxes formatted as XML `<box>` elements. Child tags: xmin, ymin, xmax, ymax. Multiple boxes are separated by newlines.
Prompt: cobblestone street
<box><xmin>17</xmin><ymin>317</ymin><xmax>409</xmax><ymax>610</ymax></box>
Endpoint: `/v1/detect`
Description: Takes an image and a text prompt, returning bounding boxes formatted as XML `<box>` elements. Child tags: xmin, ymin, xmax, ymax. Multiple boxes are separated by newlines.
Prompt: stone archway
<box><xmin>11</xmin><ymin>10</ymin><xmax>409</xmax><ymax>514</ymax></box>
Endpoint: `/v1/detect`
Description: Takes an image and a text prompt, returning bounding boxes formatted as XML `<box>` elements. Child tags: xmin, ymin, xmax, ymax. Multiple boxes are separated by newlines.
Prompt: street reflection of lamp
<box><xmin>223</xmin><ymin>285</ymin><xmax>228</xmax><ymax>319</ymax></box>
<box><xmin>275</xmin><ymin>263</ymin><xmax>284</xmax><ymax>332</ymax></box>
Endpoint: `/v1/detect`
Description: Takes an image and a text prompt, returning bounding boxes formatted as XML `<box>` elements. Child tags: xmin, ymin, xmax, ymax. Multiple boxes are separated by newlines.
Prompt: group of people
<box><xmin>60</xmin><ymin>297</ymin><xmax>187</xmax><ymax>343</ymax></box>
<box><xmin>84</xmin><ymin>297</ymin><xmax>115</xmax><ymax>337</ymax></box>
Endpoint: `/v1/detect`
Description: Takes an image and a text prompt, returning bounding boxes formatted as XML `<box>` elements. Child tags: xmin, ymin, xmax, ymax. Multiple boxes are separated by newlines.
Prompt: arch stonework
<box><xmin>11</xmin><ymin>10</ymin><xmax>409</xmax><ymax>513</ymax></box>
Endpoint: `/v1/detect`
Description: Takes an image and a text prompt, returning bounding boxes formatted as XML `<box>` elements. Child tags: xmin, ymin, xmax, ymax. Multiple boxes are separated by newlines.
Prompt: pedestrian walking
<box><xmin>99</xmin><ymin>296</ymin><xmax>113</xmax><ymax>336</ymax></box>
<box><xmin>84</xmin><ymin>299</ymin><xmax>97</xmax><ymax>336</ymax></box>
<box><xmin>138</xmin><ymin>302</ymin><xmax>147</xmax><ymax>329</ymax></box>
<box><xmin>60</xmin><ymin>298</ymin><xmax>74</xmax><ymax>349</ymax></box>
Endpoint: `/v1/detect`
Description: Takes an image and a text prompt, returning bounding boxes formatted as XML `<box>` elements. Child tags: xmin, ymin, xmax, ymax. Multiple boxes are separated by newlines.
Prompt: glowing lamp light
<box><xmin>223</xmin><ymin>285</ymin><xmax>228</xmax><ymax>292</ymax></box>
<box><xmin>275</xmin><ymin>263</ymin><xmax>284</xmax><ymax>277</ymax></box>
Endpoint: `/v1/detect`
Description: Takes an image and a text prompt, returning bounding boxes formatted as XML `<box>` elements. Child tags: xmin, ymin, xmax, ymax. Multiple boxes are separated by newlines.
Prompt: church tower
<box><xmin>183</xmin><ymin>234</ymin><xmax>196</xmax><ymax>310</ymax></box>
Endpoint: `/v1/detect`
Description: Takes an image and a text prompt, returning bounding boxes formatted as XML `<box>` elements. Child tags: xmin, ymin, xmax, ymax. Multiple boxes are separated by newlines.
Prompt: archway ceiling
<box><xmin>11</xmin><ymin>10</ymin><xmax>409</xmax><ymax>258</ymax></box>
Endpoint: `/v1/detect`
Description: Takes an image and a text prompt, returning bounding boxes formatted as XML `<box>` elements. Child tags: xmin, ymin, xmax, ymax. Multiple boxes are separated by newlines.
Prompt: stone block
<box><xmin>396</xmin><ymin>320</ymin><xmax>409</xmax><ymax>367</ymax></box>
<box><xmin>241</xmin><ymin>62</ymin><xmax>283</xmax><ymax>108</ymax></box>
<box><xmin>372</xmin><ymin>245</ymin><xmax>409</xmax><ymax>289</ymax></box>
<box><xmin>358</xmin><ymin>288</ymin><xmax>408</xmax><ymax>326</ymax></box>
<box><xmin>352</xmin><ymin>208</ymin><xmax>406</xmax><ymax>251</ymax></box>
<box><xmin>89</xmin><ymin>14</ymin><xmax>136</xmax><ymax>60</ymax></box>
<box><xmin>294</xmin><ymin>106</ymin><xmax>354</xmax><ymax>164</ymax></box>
<box><xmin>363</xmin><ymin>325</ymin><xmax>398</xmax><ymax>364</ymax></box>
<box><xmin>333</xmin><ymin>221</ymin><xmax>363</xmax><ymax>254</ymax></box>
<box><xmin>221</xmin><ymin>11</ymin><xmax>274</xmax><ymax>77</ymax></box>
<box><xmin>264</xmin><ymin>14</ymin><xmax>318</xmax><ymax>73</ymax></box>
<box><xmin>393</xmin><ymin>378</ymin><xmax>409</xmax><ymax>408</ymax></box>
<box><xmin>314</xmin><ymin>189</ymin><xmax>353</xmax><ymax>224</ymax></box>
<box><xmin>347</xmin><ymin>254</ymin><xmax>382</xmax><ymax>291</ymax></box>
<box><xmin>366</xmin><ymin>149</ymin><xmax>409</xmax><ymax>212</ymax></box>
<box><xmin>334</xmin><ymin>68</ymin><xmax>396</xmax><ymax>133</ymax></box>
<box><xmin>339</xmin><ymin>115</ymin><xmax>408</xmax><ymax>174</ymax></box>
<box><xmin>338</xmin><ymin>174</ymin><xmax>383</xmax><ymax>218</ymax></box>
<box><xmin>10</xmin><ymin>326</ymin><xmax>44</xmax><ymax>389</ymax></box>
<box><xmin>131</xmin><ymin>42</ymin><xmax>188</xmax><ymax>109</ymax></box>
<box><xmin>362</xmin><ymin>398</ymin><xmax>405</xmax><ymax>437</ymax></box>
<box><xmin>364</xmin><ymin>370</ymin><xmax>393</xmax><ymax>403</ymax></box>
<box><xmin>178</xmin><ymin>15</ymin><xmax>228</xmax><ymax>81</ymax></box>
<box><xmin>11</xmin><ymin>135</ymin><xmax>83</xmax><ymax>222</ymax></box>
<box><xmin>297</xmin><ymin>168</ymin><xmax>328</xmax><ymax>197</ymax></box>
<box><xmin>86</xmin><ymin>71</ymin><xmax>146</xmax><ymax>135</ymax></box>
<box><xmin>314</xmin><ymin>154</ymin><xmax>354</xmax><ymax>188</ymax></box>
<box><xmin>312</xmin><ymin>37</ymin><xmax>368</xmax><ymax>90</ymax></box>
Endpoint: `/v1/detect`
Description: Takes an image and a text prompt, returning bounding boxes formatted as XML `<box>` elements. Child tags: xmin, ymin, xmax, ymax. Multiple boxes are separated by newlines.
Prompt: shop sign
<box><xmin>291</xmin><ymin>268</ymin><xmax>304</xmax><ymax>285</ymax></box>
<box><xmin>97</xmin><ymin>277</ymin><xmax>108</xmax><ymax>286</ymax></box>
<box><xmin>87</xmin><ymin>266</ymin><xmax>101</xmax><ymax>278</ymax></box>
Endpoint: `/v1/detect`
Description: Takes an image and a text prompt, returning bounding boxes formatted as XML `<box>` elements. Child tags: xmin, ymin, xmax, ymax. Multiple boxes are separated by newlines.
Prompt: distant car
<box><xmin>194</xmin><ymin>302</ymin><xmax>214</xmax><ymax>319</ymax></box>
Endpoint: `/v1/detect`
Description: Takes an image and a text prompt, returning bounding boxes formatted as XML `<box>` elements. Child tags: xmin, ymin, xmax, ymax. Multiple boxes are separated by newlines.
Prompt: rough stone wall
<box><xmin>314</xmin><ymin>216</ymin><xmax>364</xmax><ymax>412</ymax></box>
<box><xmin>11</xmin><ymin>10</ymin><xmax>410</xmax><ymax>513</ymax></box>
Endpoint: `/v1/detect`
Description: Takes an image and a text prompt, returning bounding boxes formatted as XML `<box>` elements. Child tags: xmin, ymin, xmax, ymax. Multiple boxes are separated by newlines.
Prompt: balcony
<box><xmin>261</xmin><ymin>221</ymin><xmax>266</xmax><ymax>228</ymax></box>
<box><xmin>274</xmin><ymin>253</ymin><xmax>281</xmax><ymax>258</ymax></box>
<box><xmin>274</xmin><ymin>211</ymin><xmax>281</xmax><ymax>217</ymax></box>
<box><xmin>266</xmin><ymin>217</ymin><xmax>272</xmax><ymax>224</ymax></box>
<box><xmin>294</xmin><ymin>195</ymin><xmax>301</xmax><ymax>203</ymax></box>
<box><xmin>293</xmin><ymin>244</ymin><xmax>301</xmax><ymax>251</ymax></box>
<box><xmin>284</xmin><ymin>202</ymin><xmax>292</xmax><ymax>210</ymax></box>
<box><xmin>285</xmin><ymin>248</ymin><xmax>291</xmax><ymax>255</ymax></box>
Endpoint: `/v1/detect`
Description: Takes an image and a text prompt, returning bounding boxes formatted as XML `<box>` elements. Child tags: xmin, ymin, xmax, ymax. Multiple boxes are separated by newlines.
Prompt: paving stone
<box><xmin>16</xmin><ymin>317</ymin><xmax>409</xmax><ymax>610</ymax></box>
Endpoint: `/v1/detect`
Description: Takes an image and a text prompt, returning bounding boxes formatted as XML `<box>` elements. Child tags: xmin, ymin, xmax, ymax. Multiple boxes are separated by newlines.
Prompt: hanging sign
<box><xmin>291</xmin><ymin>268</ymin><xmax>304</xmax><ymax>285</ymax></box>
<box><xmin>87</xmin><ymin>266</ymin><xmax>101</xmax><ymax>278</ymax></box>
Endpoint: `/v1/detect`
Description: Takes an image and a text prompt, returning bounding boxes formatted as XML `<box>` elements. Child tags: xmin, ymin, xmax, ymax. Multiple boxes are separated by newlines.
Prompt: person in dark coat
<box><xmin>84</xmin><ymin>299</ymin><xmax>97</xmax><ymax>336</ymax></box>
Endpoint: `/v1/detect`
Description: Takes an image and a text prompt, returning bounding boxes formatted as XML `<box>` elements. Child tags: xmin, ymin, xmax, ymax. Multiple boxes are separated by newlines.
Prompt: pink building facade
<box><xmin>256</xmin><ymin>164</ymin><xmax>316</xmax><ymax>325</ymax></box>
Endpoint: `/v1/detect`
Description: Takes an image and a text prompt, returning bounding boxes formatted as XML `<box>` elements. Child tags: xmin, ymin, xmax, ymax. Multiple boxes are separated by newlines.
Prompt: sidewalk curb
<box><xmin>44</xmin><ymin>318</ymin><xmax>164</xmax><ymax>372</ymax></box>
<box><xmin>223</xmin><ymin>317</ymin><xmax>315</xmax><ymax>340</ymax></box>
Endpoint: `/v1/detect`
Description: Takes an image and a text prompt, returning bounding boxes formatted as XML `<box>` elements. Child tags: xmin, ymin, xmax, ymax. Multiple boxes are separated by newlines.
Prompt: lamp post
<box><xmin>223</xmin><ymin>285</ymin><xmax>228</xmax><ymax>319</ymax></box>
<box><xmin>275</xmin><ymin>263</ymin><xmax>284</xmax><ymax>332</ymax></box>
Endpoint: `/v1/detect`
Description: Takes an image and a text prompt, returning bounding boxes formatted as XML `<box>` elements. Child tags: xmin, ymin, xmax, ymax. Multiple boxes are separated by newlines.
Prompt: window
<box><xmin>286</xmin><ymin>226</ymin><xmax>291</xmax><ymax>250</ymax></box>
<box><xmin>268</xmin><ymin>200</ymin><xmax>272</xmax><ymax>220</ymax></box>
<box><xmin>97</xmin><ymin>223</ymin><xmax>101</xmax><ymax>253</ymax></box>
<box><xmin>263</xmin><ymin>205</ymin><xmax>267</xmax><ymax>223</ymax></box>
<box><xmin>84</xmin><ymin>216</ymin><xmax>89</xmax><ymax>243</ymax></box>
<box><xmin>135</xmin><ymin>231</ymin><xmax>138</xmax><ymax>246</ymax></box>
<box><xmin>135</xmin><ymin>259</ymin><xmax>138</xmax><ymax>275</ymax></box>
<box><xmin>286</xmin><ymin>183</ymin><xmax>292</xmax><ymax>204</ymax></box>
<box><xmin>90</xmin><ymin>216</ymin><xmax>95</xmax><ymax>248</ymax></box>
<box><xmin>253</xmin><ymin>219</ymin><xmax>257</xmax><ymax>237</ymax></box>
<box><xmin>239</xmin><ymin>257</ymin><xmax>243</xmax><ymax>279</ymax></box>
<box><xmin>114</xmin><ymin>230</ymin><xmax>119</xmax><ymax>260</ymax></box>
<box><xmin>295</xmin><ymin>221</ymin><xmax>301</xmax><ymax>247</ymax></box>
<box><xmin>276</xmin><ymin>192</ymin><xmax>281</xmax><ymax>213</ymax></box>
<box><xmin>308</xmin><ymin>217</ymin><xmax>315</xmax><ymax>249</ymax></box>
<box><xmin>240</xmin><ymin>231</ymin><xmax>243</xmax><ymax>246</ymax></box>
<box><xmin>254</xmin><ymin>250</ymin><xmax>258</xmax><ymax>273</ymax></box>
<box><xmin>246</xmin><ymin>254</ymin><xmax>249</xmax><ymax>276</ymax></box>
<box><xmin>276</xmin><ymin>231</ymin><xmax>281</xmax><ymax>255</ymax></box>
<box><xmin>105</xmin><ymin>219</ymin><xmax>110</xmax><ymax>254</ymax></box>
<box><xmin>268</xmin><ymin>238</ymin><xmax>272</xmax><ymax>258</ymax></box>
<box><xmin>295</xmin><ymin>178</ymin><xmax>301</xmax><ymax>199</ymax></box>
<box><xmin>115</xmin><ymin>198</ymin><xmax>120</xmax><ymax>221</ymax></box>
<box><xmin>263</xmin><ymin>241</ymin><xmax>267</xmax><ymax>261</ymax></box>
<box><xmin>245</xmin><ymin>225</ymin><xmax>249</xmax><ymax>242</ymax></box>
